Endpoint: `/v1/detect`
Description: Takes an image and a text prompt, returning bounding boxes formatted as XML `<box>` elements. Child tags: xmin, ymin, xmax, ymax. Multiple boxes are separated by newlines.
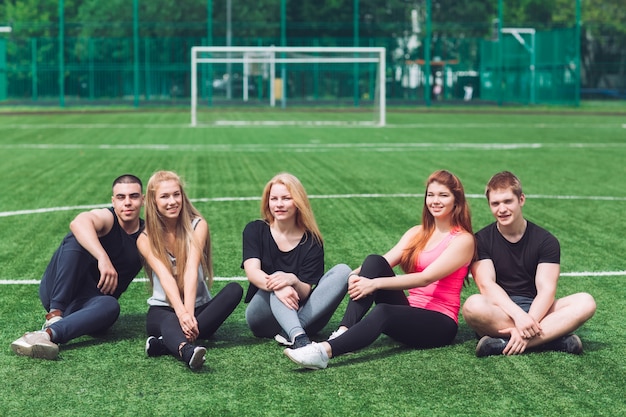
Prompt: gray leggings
<box><xmin>245</xmin><ymin>264</ymin><xmax>350</xmax><ymax>341</ymax></box>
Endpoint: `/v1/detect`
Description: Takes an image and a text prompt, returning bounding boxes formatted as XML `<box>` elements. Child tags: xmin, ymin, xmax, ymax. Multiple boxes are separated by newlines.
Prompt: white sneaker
<box><xmin>42</xmin><ymin>311</ymin><xmax>63</xmax><ymax>329</ymax></box>
<box><xmin>11</xmin><ymin>331</ymin><xmax>59</xmax><ymax>360</ymax></box>
<box><xmin>274</xmin><ymin>334</ymin><xmax>293</xmax><ymax>347</ymax></box>
<box><xmin>284</xmin><ymin>342</ymin><xmax>329</xmax><ymax>370</ymax></box>
<box><xmin>328</xmin><ymin>327</ymin><xmax>347</xmax><ymax>340</ymax></box>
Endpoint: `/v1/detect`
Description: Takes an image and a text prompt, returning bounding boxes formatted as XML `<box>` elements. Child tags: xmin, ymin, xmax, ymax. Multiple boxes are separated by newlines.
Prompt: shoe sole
<box><xmin>188</xmin><ymin>347</ymin><xmax>206</xmax><ymax>370</ymax></box>
<box><xmin>11</xmin><ymin>340</ymin><xmax>58</xmax><ymax>360</ymax></box>
<box><xmin>283</xmin><ymin>348</ymin><xmax>327</xmax><ymax>370</ymax></box>
<box><xmin>274</xmin><ymin>334</ymin><xmax>293</xmax><ymax>347</ymax></box>
<box><xmin>145</xmin><ymin>337</ymin><xmax>155</xmax><ymax>357</ymax></box>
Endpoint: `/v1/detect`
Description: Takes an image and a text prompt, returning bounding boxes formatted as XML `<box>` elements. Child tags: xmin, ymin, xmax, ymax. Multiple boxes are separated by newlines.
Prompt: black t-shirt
<box><xmin>44</xmin><ymin>207</ymin><xmax>145</xmax><ymax>299</ymax></box>
<box><xmin>475</xmin><ymin>221</ymin><xmax>560</xmax><ymax>298</ymax></box>
<box><xmin>241</xmin><ymin>220</ymin><xmax>324</xmax><ymax>302</ymax></box>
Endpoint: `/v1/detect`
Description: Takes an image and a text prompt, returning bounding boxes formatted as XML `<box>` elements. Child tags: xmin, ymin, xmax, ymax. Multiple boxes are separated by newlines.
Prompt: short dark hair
<box><xmin>112</xmin><ymin>174</ymin><xmax>143</xmax><ymax>192</ymax></box>
<box><xmin>485</xmin><ymin>171</ymin><xmax>523</xmax><ymax>200</ymax></box>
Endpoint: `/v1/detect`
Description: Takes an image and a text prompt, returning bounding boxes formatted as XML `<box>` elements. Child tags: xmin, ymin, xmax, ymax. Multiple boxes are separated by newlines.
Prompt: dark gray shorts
<box><xmin>510</xmin><ymin>295</ymin><xmax>534</xmax><ymax>313</ymax></box>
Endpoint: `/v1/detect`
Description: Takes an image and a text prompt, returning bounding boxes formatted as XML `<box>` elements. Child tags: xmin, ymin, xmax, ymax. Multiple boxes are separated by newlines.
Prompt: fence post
<box><xmin>0</xmin><ymin>39</ymin><xmax>6</xmax><ymax>100</ymax></box>
<box><xmin>353</xmin><ymin>0</ymin><xmax>359</xmax><ymax>107</ymax></box>
<box><xmin>425</xmin><ymin>0</ymin><xmax>431</xmax><ymax>106</ymax></box>
<box><xmin>58</xmin><ymin>0</ymin><xmax>65</xmax><ymax>107</ymax></box>
<box><xmin>133</xmin><ymin>0</ymin><xmax>140</xmax><ymax>107</ymax></box>
<box><xmin>574</xmin><ymin>0</ymin><xmax>581</xmax><ymax>106</ymax></box>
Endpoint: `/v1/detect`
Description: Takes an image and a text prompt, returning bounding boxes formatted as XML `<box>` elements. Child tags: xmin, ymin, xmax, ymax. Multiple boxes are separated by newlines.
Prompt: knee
<box><xmin>245</xmin><ymin>305</ymin><xmax>270</xmax><ymax>338</ymax></box>
<box><xmin>360</xmin><ymin>254</ymin><xmax>391</xmax><ymax>278</ymax></box>
<box><xmin>325</xmin><ymin>264</ymin><xmax>351</xmax><ymax>285</ymax></box>
<box><xmin>577</xmin><ymin>292</ymin><xmax>597</xmax><ymax>320</ymax></box>
<box><xmin>331</xmin><ymin>263</ymin><xmax>352</xmax><ymax>278</ymax></box>
<box><xmin>223</xmin><ymin>282</ymin><xmax>244</xmax><ymax>301</ymax></box>
<box><xmin>101</xmin><ymin>296</ymin><xmax>121</xmax><ymax>321</ymax></box>
<box><xmin>461</xmin><ymin>294</ymin><xmax>485</xmax><ymax>324</ymax></box>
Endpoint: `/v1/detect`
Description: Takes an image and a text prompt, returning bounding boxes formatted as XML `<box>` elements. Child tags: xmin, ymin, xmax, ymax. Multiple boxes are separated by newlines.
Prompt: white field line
<box><xmin>3</xmin><ymin>270</ymin><xmax>625</xmax><ymax>286</ymax></box>
<box><xmin>0</xmin><ymin>123</ymin><xmax>624</xmax><ymax>130</ymax></box>
<box><xmin>1</xmin><ymin>142</ymin><xmax>625</xmax><ymax>152</ymax></box>
<box><xmin>1</xmin><ymin>193</ymin><xmax>625</xmax><ymax>218</ymax></box>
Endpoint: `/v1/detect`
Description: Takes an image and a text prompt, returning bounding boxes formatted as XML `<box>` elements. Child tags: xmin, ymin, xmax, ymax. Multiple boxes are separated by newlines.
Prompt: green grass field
<box><xmin>0</xmin><ymin>105</ymin><xmax>624</xmax><ymax>416</ymax></box>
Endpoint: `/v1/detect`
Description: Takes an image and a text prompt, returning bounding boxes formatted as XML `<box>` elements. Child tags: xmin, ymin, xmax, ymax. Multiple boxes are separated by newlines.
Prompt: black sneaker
<box><xmin>544</xmin><ymin>334</ymin><xmax>583</xmax><ymax>354</ymax></box>
<box><xmin>179</xmin><ymin>343</ymin><xmax>206</xmax><ymax>370</ymax></box>
<box><xmin>145</xmin><ymin>336</ymin><xmax>169</xmax><ymax>357</ymax></box>
<box><xmin>475</xmin><ymin>336</ymin><xmax>507</xmax><ymax>357</ymax></box>
<box><xmin>292</xmin><ymin>334</ymin><xmax>312</xmax><ymax>349</ymax></box>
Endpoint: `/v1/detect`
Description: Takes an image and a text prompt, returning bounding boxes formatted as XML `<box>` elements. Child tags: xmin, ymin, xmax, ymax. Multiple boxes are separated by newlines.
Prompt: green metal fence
<box><xmin>480</xmin><ymin>27</ymin><xmax>578</xmax><ymax>105</ymax></box>
<box><xmin>0</xmin><ymin>29</ymin><xmax>587</xmax><ymax>107</ymax></box>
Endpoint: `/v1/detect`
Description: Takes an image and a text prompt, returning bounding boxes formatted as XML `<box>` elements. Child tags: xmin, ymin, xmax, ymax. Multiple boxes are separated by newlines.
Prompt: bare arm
<box><xmin>243</xmin><ymin>258</ymin><xmax>271</xmax><ymax>291</ymax></box>
<box><xmin>70</xmin><ymin>208</ymin><xmax>117</xmax><ymax>294</ymax></box>
<box><xmin>349</xmin><ymin>230</ymin><xmax>474</xmax><ymax>300</ymax></box>
<box><xmin>528</xmin><ymin>263</ymin><xmax>559</xmax><ymax>323</ymax></box>
<box><xmin>471</xmin><ymin>259</ymin><xmax>530</xmax><ymax>325</ymax></box>
<box><xmin>381</xmin><ymin>225</ymin><xmax>422</xmax><ymax>269</ymax></box>
<box><xmin>377</xmin><ymin>232</ymin><xmax>475</xmax><ymax>290</ymax></box>
<box><xmin>472</xmin><ymin>258</ymin><xmax>543</xmax><ymax>354</ymax></box>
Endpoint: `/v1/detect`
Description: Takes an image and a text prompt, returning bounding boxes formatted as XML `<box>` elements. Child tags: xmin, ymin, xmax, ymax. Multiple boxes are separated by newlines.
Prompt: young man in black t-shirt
<box><xmin>462</xmin><ymin>171</ymin><xmax>596</xmax><ymax>357</ymax></box>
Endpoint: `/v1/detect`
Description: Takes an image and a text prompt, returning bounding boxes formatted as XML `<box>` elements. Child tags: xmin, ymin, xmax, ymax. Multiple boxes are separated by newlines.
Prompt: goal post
<box><xmin>191</xmin><ymin>46</ymin><xmax>386</xmax><ymax>127</ymax></box>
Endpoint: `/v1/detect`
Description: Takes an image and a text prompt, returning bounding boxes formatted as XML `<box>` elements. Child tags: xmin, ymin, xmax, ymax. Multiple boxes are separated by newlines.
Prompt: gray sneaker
<box><xmin>475</xmin><ymin>336</ymin><xmax>507</xmax><ymax>357</ymax></box>
<box><xmin>545</xmin><ymin>334</ymin><xmax>583</xmax><ymax>354</ymax></box>
<box><xmin>284</xmin><ymin>342</ymin><xmax>328</xmax><ymax>370</ymax></box>
<box><xmin>11</xmin><ymin>331</ymin><xmax>59</xmax><ymax>360</ymax></box>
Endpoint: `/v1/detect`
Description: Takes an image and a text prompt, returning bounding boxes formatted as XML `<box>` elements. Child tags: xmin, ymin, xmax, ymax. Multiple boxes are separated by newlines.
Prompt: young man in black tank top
<box><xmin>11</xmin><ymin>174</ymin><xmax>145</xmax><ymax>360</ymax></box>
<box><xmin>462</xmin><ymin>171</ymin><xmax>596</xmax><ymax>357</ymax></box>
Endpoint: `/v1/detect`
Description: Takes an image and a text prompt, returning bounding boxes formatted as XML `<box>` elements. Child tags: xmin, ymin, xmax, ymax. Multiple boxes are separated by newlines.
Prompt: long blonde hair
<box><xmin>260</xmin><ymin>172</ymin><xmax>323</xmax><ymax>246</ymax></box>
<box><xmin>399</xmin><ymin>170</ymin><xmax>473</xmax><ymax>273</ymax></box>
<box><xmin>143</xmin><ymin>170</ymin><xmax>213</xmax><ymax>292</ymax></box>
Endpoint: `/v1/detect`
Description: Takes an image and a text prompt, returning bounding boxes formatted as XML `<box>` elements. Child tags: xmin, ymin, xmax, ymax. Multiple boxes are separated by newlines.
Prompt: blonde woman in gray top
<box><xmin>137</xmin><ymin>171</ymin><xmax>243</xmax><ymax>370</ymax></box>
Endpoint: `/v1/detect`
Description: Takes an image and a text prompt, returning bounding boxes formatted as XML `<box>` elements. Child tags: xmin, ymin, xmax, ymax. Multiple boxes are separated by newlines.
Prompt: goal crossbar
<box><xmin>191</xmin><ymin>46</ymin><xmax>386</xmax><ymax>127</ymax></box>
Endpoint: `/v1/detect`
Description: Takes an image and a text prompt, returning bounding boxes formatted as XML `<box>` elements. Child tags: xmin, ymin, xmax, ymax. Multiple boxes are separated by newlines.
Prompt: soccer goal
<box><xmin>190</xmin><ymin>46</ymin><xmax>386</xmax><ymax>127</ymax></box>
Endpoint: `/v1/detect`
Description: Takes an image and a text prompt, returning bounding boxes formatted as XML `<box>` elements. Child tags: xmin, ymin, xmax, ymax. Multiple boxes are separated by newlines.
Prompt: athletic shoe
<box><xmin>292</xmin><ymin>333</ymin><xmax>311</xmax><ymax>349</ymax></box>
<box><xmin>475</xmin><ymin>336</ymin><xmax>507</xmax><ymax>357</ymax></box>
<box><xmin>328</xmin><ymin>327</ymin><xmax>347</xmax><ymax>340</ymax></box>
<box><xmin>145</xmin><ymin>336</ymin><xmax>169</xmax><ymax>357</ymax></box>
<box><xmin>11</xmin><ymin>331</ymin><xmax>59</xmax><ymax>360</ymax></box>
<box><xmin>274</xmin><ymin>334</ymin><xmax>293</xmax><ymax>347</ymax></box>
<box><xmin>42</xmin><ymin>310</ymin><xmax>63</xmax><ymax>329</ymax></box>
<box><xmin>544</xmin><ymin>334</ymin><xmax>583</xmax><ymax>354</ymax></box>
<box><xmin>188</xmin><ymin>346</ymin><xmax>207</xmax><ymax>370</ymax></box>
<box><xmin>284</xmin><ymin>342</ymin><xmax>328</xmax><ymax>370</ymax></box>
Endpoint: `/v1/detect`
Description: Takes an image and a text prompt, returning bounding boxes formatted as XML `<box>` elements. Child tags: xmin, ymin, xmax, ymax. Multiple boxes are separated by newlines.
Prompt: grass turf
<box><xmin>0</xmin><ymin>106</ymin><xmax>624</xmax><ymax>416</ymax></box>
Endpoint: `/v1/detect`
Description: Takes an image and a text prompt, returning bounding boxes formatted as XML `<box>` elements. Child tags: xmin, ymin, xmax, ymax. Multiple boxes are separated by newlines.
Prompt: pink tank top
<box><xmin>406</xmin><ymin>230</ymin><xmax>469</xmax><ymax>324</ymax></box>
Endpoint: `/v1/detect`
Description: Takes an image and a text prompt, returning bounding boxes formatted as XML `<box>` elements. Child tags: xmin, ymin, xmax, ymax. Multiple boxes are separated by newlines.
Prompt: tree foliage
<box><xmin>0</xmin><ymin>0</ymin><xmax>624</xmax><ymax>89</ymax></box>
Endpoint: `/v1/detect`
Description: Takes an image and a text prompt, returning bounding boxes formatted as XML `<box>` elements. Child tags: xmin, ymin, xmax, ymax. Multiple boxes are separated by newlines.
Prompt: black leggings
<box><xmin>146</xmin><ymin>282</ymin><xmax>243</xmax><ymax>356</ymax></box>
<box><xmin>329</xmin><ymin>254</ymin><xmax>457</xmax><ymax>357</ymax></box>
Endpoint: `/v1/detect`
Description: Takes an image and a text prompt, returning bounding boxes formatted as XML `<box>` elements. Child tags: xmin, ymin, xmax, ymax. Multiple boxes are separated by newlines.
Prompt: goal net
<box><xmin>191</xmin><ymin>46</ymin><xmax>386</xmax><ymax>127</ymax></box>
